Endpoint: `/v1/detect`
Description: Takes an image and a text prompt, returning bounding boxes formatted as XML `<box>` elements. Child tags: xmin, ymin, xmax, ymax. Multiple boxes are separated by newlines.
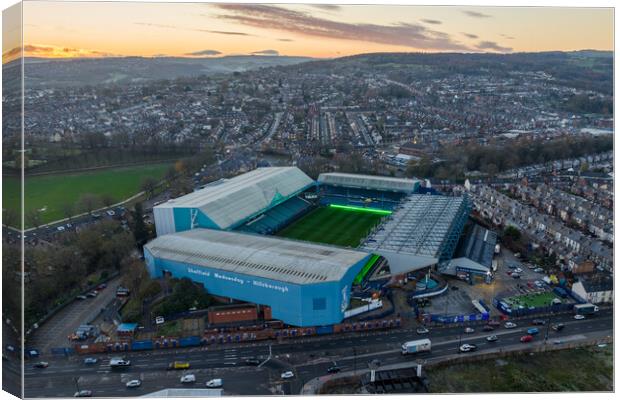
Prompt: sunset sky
<box><xmin>3</xmin><ymin>1</ymin><xmax>614</xmax><ymax>62</ymax></box>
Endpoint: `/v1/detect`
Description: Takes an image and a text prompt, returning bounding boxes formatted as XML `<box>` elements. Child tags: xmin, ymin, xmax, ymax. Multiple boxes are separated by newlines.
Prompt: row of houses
<box><xmin>507</xmin><ymin>183</ymin><xmax>613</xmax><ymax>243</ymax></box>
<box><xmin>469</xmin><ymin>184</ymin><xmax>613</xmax><ymax>272</ymax></box>
<box><xmin>499</xmin><ymin>151</ymin><xmax>613</xmax><ymax>179</ymax></box>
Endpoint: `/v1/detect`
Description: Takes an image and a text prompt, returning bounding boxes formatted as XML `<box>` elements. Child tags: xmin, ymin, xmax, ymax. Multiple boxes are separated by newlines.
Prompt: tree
<box><xmin>504</xmin><ymin>225</ymin><xmax>522</xmax><ymax>241</ymax></box>
<box><xmin>61</xmin><ymin>203</ymin><xmax>74</xmax><ymax>222</ymax></box>
<box><xmin>78</xmin><ymin>193</ymin><xmax>101</xmax><ymax>215</ymax></box>
<box><xmin>140</xmin><ymin>177</ymin><xmax>158</xmax><ymax>199</ymax></box>
<box><xmin>131</xmin><ymin>202</ymin><xmax>149</xmax><ymax>248</ymax></box>
<box><xmin>3</xmin><ymin>208</ymin><xmax>17</xmax><ymax>228</ymax></box>
<box><xmin>101</xmin><ymin>194</ymin><xmax>115</xmax><ymax>208</ymax></box>
<box><xmin>26</xmin><ymin>209</ymin><xmax>42</xmax><ymax>229</ymax></box>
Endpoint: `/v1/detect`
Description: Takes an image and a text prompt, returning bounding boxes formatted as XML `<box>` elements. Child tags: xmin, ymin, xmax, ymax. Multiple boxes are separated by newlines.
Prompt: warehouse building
<box><xmin>153</xmin><ymin>167</ymin><xmax>315</xmax><ymax>236</ymax></box>
<box><xmin>144</xmin><ymin>229</ymin><xmax>373</xmax><ymax>327</ymax></box>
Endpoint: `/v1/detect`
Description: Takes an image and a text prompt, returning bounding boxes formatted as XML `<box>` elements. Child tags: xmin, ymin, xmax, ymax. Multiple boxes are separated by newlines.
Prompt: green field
<box><xmin>276</xmin><ymin>206</ymin><xmax>386</xmax><ymax>247</ymax></box>
<box><xmin>427</xmin><ymin>345</ymin><xmax>613</xmax><ymax>392</ymax></box>
<box><xmin>3</xmin><ymin>163</ymin><xmax>171</xmax><ymax>227</ymax></box>
<box><xmin>504</xmin><ymin>291</ymin><xmax>559</xmax><ymax>308</ymax></box>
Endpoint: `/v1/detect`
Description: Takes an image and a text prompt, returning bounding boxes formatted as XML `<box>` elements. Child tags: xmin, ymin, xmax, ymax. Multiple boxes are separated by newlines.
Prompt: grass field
<box><xmin>504</xmin><ymin>291</ymin><xmax>559</xmax><ymax>308</ymax></box>
<box><xmin>3</xmin><ymin>163</ymin><xmax>171</xmax><ymax>227</ymax></box>
<box><xmin>427</xmin><ymin>345</ymin><xmax>613</xmax><ymax>392</ymax></box>
<box><xmin>276</xmin><ymin>206</ymin><xmax>386</xmax><ymax>247</ymax></box>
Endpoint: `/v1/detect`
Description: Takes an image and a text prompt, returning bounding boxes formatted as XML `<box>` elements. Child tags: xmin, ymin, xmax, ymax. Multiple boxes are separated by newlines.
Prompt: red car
<box><xmin>506</xmin><ymin>271</ymin><xmax>513</xmax><ymax>276</ymax></box>
<box><xmin>520</xmin><ymin>335</ymin><xmax>534</xmax><ymax>343</ymax></box>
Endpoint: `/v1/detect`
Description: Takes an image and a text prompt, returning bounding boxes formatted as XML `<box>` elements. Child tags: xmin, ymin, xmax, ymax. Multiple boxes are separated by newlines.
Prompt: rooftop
<box><xmin>145</xmin><ymin>228</ymin><xmax>370</xmax><ymax>285</ymax></box>
<box><xmin>318</xmin><ymin>172</ymin><xmax>419</xmax><ymax>193</ymax></box>
<box><xmin>361</xmin><ymin>195</ymin><xmax>469</xmax><ymax>273</ymax></box>
<box><xmin>156</xmin><ymin>167</ymin><xmax>314</xmax><ymax>229</ymax></box>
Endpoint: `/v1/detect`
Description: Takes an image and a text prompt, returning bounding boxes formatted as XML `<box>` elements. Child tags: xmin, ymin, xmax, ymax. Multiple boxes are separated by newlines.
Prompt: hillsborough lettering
<box><xmin>253</xmin><ymin>280</ymin><xmax>289</xmax><ymax>293</ymax></box>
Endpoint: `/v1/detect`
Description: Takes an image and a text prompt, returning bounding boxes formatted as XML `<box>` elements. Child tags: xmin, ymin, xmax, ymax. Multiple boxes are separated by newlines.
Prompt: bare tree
<box><xmin>140</xmin><ymin>177</ymin><xmax>158</xmax><ymax>199</ymax></box>
<box><xmin>61</xmin><ymin>203</ymin><xmax>74</xmax><ymax>222</ymax></box>
<box><xmin>77</xmin><ymin>193</ymin><xmax>101</xmax><ymax>215</ymax></box>
<box><xmin>26</xmin><ymin>209</ymin><xmax>42</xmax><ymax>229</ymax></box>
<box><xmin>101</xmin><ymin>194</ymin><xmax>115</xmax><ymax>208</ymax></box>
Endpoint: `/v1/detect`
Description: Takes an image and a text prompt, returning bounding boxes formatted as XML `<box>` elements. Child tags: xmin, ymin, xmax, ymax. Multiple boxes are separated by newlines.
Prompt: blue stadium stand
<box><xmin>238</xmin><ymin>196</ymin><xmax>313</xmax><ymax>235</ymax></box>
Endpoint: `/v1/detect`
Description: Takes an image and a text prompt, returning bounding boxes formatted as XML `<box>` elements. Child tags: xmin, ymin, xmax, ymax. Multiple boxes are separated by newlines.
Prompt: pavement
<box><xmin>27</xmin><ymin>277</ymin><xmax>122</xmax><ymax>355</ymax></box>
<box><xmin>22</xmin><ymin>309</ymin><xmax>612</xmax><ymax>397</ymax></box>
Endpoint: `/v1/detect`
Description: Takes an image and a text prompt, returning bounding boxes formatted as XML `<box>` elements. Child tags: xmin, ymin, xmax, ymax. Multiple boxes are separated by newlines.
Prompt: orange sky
<box><xmin>2</xmin><ymin>2</ymin><xmax>614</xmax><ymax>62</ymax></box>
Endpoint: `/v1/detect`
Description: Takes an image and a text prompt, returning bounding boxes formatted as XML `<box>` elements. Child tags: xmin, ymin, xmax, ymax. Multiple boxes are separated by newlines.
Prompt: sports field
<box><xmin>276</xmin><ymin>205</ymin><xmax>387</xmax><ymax>247</ymax></box>
<box><xmin>503</xmin><ymin>291</ymin><xmax>559</xmax><ymax>308</ymax></box>
<box><xmin>3</xmin><ymin>163</ymin><xmax>171</xmax><ymax>227</ymax></box>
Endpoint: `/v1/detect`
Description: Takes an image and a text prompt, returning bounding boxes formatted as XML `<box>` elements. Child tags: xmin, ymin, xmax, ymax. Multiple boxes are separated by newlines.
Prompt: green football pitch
<box><xmin>276</xmin><ymin>206</ymin><xmax>387</xmax><ymax>247</ymax></box>
<box><xmin>504</xmin><ymin>291</ymin><xmax>559</xmax><ymax>308</ymax></box>
<box><xmin>3</xmin><ymin>163</ymin><xmax>171</xmax><ymax>227</ymax></box>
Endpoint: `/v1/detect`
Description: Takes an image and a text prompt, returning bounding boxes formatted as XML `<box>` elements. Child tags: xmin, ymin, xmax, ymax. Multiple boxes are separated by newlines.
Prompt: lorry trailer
<box><xmin>401</xmin><ymin>339</ymin><xmax>432</xmax><ymax>355</ymax></box>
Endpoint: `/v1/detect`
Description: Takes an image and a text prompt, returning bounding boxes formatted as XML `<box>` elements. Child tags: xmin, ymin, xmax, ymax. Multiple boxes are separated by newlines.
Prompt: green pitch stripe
<box><xmin>328</xmin><ymin>204</ymin><xmax>392</xmax><ymax>215</ymax></box>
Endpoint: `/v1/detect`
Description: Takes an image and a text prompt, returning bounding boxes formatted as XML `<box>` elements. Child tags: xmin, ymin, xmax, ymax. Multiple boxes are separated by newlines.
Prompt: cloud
<box><xmin>310</xmin><ymin>5</ymin><xmax>341</xmax><ymax>11</ymax></box>
<box><xmin>185</xmin><ymin>49</ymin><xmax>222</xmax><ymax>56</ymax></box>
<box><xmin>462</xmin><ymin>10</ymin><xmax>492</xmax><ymax>18</ymax></box>
<box><xmin>252</xmin><ymin>49</ymin><xmax>279</xmax><ymax>56</ymax></box>
<box><xmin>500</xmin><ymin>34</ymin><xmax>516</xmax><ymax>40</ymax></box>
<box><xmin>278</xmin><ymin>38</ymin><xmax>294</xmax><ymax>42</ymax></box>
<box><xmin>18</xmin><ymin>43</ymin><xmax>119</xmax><ymax>59</ymax></box>
<box><xmin>213</xmin><ymin>4</ymin><xmax>471</xmax><ymax>51</ymax></box>
<box><xmin>421</xmin><ymin>19</ymin><xmax>442</xmax><ymax>25</ymax></box>
<box><xmin>476</xmin><ymin>41</ymin><xmax>512</xmax><ymax>53</ymax></box>
<box><xmin>134</xmin><ymin>22</ymin><xmax>251</xmax><ymax>36</ymax></box>
<box><xmin>461</xmin><ymin>32</ymin><xmax>479</xmax><ymax>39</ymax></box>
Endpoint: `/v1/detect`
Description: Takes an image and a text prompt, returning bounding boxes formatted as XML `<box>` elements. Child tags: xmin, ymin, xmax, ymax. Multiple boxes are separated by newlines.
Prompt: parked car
<box><xmin>180</xmin><ymin>374</ymin><xmax>196</xmax><ymax>384</ymax></box>
<box><xmin>416</xmin><ymin>327</ymin><xmax>429</xmax><ymax>335</ymax></box>
<box><xmin>327</xmin><ymin>365</ymin><xmax>341</xmax><ymax>374</ymax></box>
<box><xmin>206</xmin><ymin>378</ymin><xmax>223</xmax><ymax>388</ymax></box>
<box><xmin>74</xmin><ymin>390</ymin><xmax>92</xmax><ymax>397</ymax></box>
<box><xmin>459</xmin><ymin>344</ymin><xmax>477</xmax><ymax>352</ymax></box>
<box><xmin>482</xmin><ymin>325</ymin><xmax>495</xmax><ymax>332</ymax></box>
<box><xmin>280</xmin><ymin>371</ymin><xmax>295</xmax><ymax>379</ymax></box>
<box><xmin>106</xmin><ymin>210</ymin><xmax>116</xmax><ymax>217</ymax></box>
<box><xmin>75</xmin><ymin>295</ymin><xmax>87</xmax><ymax>300</ymax></box>
<box><xmin>464</xmin><ymin>327</ymin><xmax>475</xmax><ymax>334</ymax></box>
<box><xmin>126</xmin><ymin>380</ymin><xmax>141</xmax><ymax>388</ymax></box>
<box><xmin>514</xmin><ymin>268</ymin><xmax>523</xmax><ymax>273</ymax></box>
<box><xmin>96</xmin><ymin>283</ymin><xmax>107</xmax><ymax>290</ymax></box>
<box><xmin>486</xmin><ymin>335</ymin><xmax>499</xmax><ymax>342</ymax></box>
<box><xmin>527</xmin><ymin>328</ymin><xmax>540</xmax><ymax>335</ymax></box>
<box><xmin>504</xmin><ymin>322</ymin><xmax>517</xmax><ymax>329</ymax></box>
<box><xmin>520</xmin><ymin>335</ymin><xmax>534</xmax><ymax>343</ymax></box>
<box><xmin>534</xmin><ymin>268</ymin><xmax>544</xmax><ymax>273</ymax></box>
<box><xmin>244</xmin><ymin>358</ymin><xmax>261</xmax><ymax>366</ymax></box>
<box><xmin>83</xmin><ymin>358</ymin><xmax>98</xmax><ymax>365</ymax></box>
<box><xmin>487</xmin><ymin>320</ymin><xmax>501</xmax><ymax>327</ymax></box>
<box><xmin>33</xmin><ymin>361</ymin><xmax>49</xmax><ymax>368</ymax></box>
<box><xmin>574</xmin><ymin>314</ymin><xmax>585</xmax><ymax>320</ymax></box>
<box><xmin>531</xmin><ymin>319</ymin><xmax>546</xmax><ymax>326</ymax></box>
<box><xmin>512</xmin><ymin>274</ymin><xmax>521</xmax><ymax>279</ymax></box>
<box><xmin>86</xmin><ymin>292</ymin><xmax>98</xmax><ymax>298</ymax></box>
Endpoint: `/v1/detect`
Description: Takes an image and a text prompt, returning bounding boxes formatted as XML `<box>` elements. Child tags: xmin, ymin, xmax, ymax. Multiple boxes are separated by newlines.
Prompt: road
<box><xmin>23</xmin><ymin>310</ymin><xmax>612</xmax><ymax>397</ymax></box>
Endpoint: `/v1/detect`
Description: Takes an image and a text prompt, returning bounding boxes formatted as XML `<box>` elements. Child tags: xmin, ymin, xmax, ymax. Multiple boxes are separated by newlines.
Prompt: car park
<box><xmin>280</xmin><ymin>371</ymin><xmax>294</xmax><ymax>379</ymax></box>
<box><xmin>206</xmin><ymin>378</ymin><xmax>223</xmax><ymax>388</ymax></box>
<box><xmin>126</xmin><ymin>380</ymin><xmax>141</xmax><ymax>388</ymax></box>
<box><xmin>486</xmin><ymin>335</ymin><xmax>499</xmax><ymax>342</ymax></box>
<box><xmin>74</xmin><ymin>390</ymin><xmax>92</xmax><ymax>397</ymax></box>
<box><xmin>459</xmin><ymin>344</ymin><xmax>477</xmax><ymax>352</ymax></box>
<box><xmin>181</xmin><ymin>374</ymin><xmax>196</xmax><ymax>383</ymax></box>
<box><xmin>504</xmin><ymin>322</ymin><xmax>517</xmax><ymax>329</ymax></box>
<box><xmin>574</xmin><ymin>314</ymin><xmax>585</xmax><ymax>320</ymax></box>
<box><xmin>34</xmin><ymin>361</ymin><xmax>49</xmax><ymax>368</ymax></box>
<box><xmin>84</xmin><ymin>358</ymin><xmax>98</xmax><ymax>365</ymax></box>
<box><xmin>520</xmin><ymin>335</ymin><xmax>534</xmax><ymax>343</ymax></box>
<box><xmin>416</xmin><ymin>327</ymin><xmax>429</xmax><ymax>334</ymax></box>
<box><xmin>464</xmin><ymin>327</ymin><xmax>475</xmax><ymax>333</ymax></box>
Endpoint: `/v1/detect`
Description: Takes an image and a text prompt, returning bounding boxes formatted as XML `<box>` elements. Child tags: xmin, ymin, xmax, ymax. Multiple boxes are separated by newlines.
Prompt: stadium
<box><xmin>145</xmin><ymin>167</ymin><xmax>472</xmax><ymax>327</ymax></box>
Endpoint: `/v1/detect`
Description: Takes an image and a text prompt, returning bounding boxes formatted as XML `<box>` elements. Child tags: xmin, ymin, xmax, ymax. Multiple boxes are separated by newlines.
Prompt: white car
<box><xmin>126</xmin><ymin>380</ymin><xmax>141</xmax><ymax>388</ymax></box>
<box><xmin>504</xmin><ymin>322</ymin><xmax>517</xmax><ymax>329</ymax></box>
<box><xmin>280</xmin><ymin>371</ymin><xmax>295</xmax><ymax>379</ymax></box>
<box><xmin>181</xmin><ymin>374</ymin><xmax>196</xmax><ymax>384</ymax></box>
<box><xmin>514</xmin><ymin>268</ymin><xmax>523</xmax><ymax>273</ymax></box>
<box><xmin>459</xmin><ymin>344</ymin><xmax>477</xmax><ymax>353</ymax></box>
<box><xmin>206</xmin><ymin>379</ymin><xmax>223</xmax><ymax>388</ymax></box>
<box><xmin>574</xmin><ymin>314</ymin><xmax>585</xmax><ymax>320</ymax></box>
<box><xmin>106</xmin><ymin>210</ymin><xmax>116</xmax><ymax>216</ymax></box>
<box><xmin>57</xmin><ymin>226</ymin><xmax>65</xmax><ymax>232</ymax></box>
<box><xmin>464</xmin><ymin>327</ymin><xmax>475</xmax><ymax>333</ymax></box>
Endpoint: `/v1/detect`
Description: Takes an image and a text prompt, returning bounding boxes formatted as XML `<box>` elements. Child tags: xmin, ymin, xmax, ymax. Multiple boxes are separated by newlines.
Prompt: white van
<box><xmin>206</xmin><ymin>379</ymin><xmax>223</xmax><ymax>388</ymax></box>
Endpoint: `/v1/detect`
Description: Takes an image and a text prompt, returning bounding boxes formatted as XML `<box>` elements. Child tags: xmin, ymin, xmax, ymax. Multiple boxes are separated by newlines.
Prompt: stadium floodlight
<box><xmin>328</xmin><ymin>204</ymin><xmax>392</xmax><ymax>215</ymax></box>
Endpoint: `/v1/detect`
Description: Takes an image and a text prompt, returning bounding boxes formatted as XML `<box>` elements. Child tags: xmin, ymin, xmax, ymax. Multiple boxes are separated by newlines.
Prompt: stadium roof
<box><xmin>361</xmin><ymin>195</ymin><xmax>469</xmax><ymax>274</ymax></box>
<box><xmin>455</xmin><ymin>224</ymin><xmax>497</xmax><ymax>269</ymax></box>
<box><xmin>318</xmin><ymin>172</ymin><xmax>419</xmax><ymax>193</ymax></box>
<box><xmin>157</xmin><ymin>167</ymin><xmax>314</xmax><ymax>229</ymax></box>
<box><xmin>145</xmin><ymin>228</ymin><xmax>370</xmax><ymax>285</ymax></box>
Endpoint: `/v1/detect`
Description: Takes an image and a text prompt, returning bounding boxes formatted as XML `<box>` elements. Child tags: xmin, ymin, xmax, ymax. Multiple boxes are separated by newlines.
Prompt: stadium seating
<box><xmin>318</xmin><ymin>185</ymin><xmax>406</xmax><ymax>211</ymax></box>
<box><xmin>238</xmin><ymin>196</ymin><xmax>312</xmax><ymax>235</ymax></box>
